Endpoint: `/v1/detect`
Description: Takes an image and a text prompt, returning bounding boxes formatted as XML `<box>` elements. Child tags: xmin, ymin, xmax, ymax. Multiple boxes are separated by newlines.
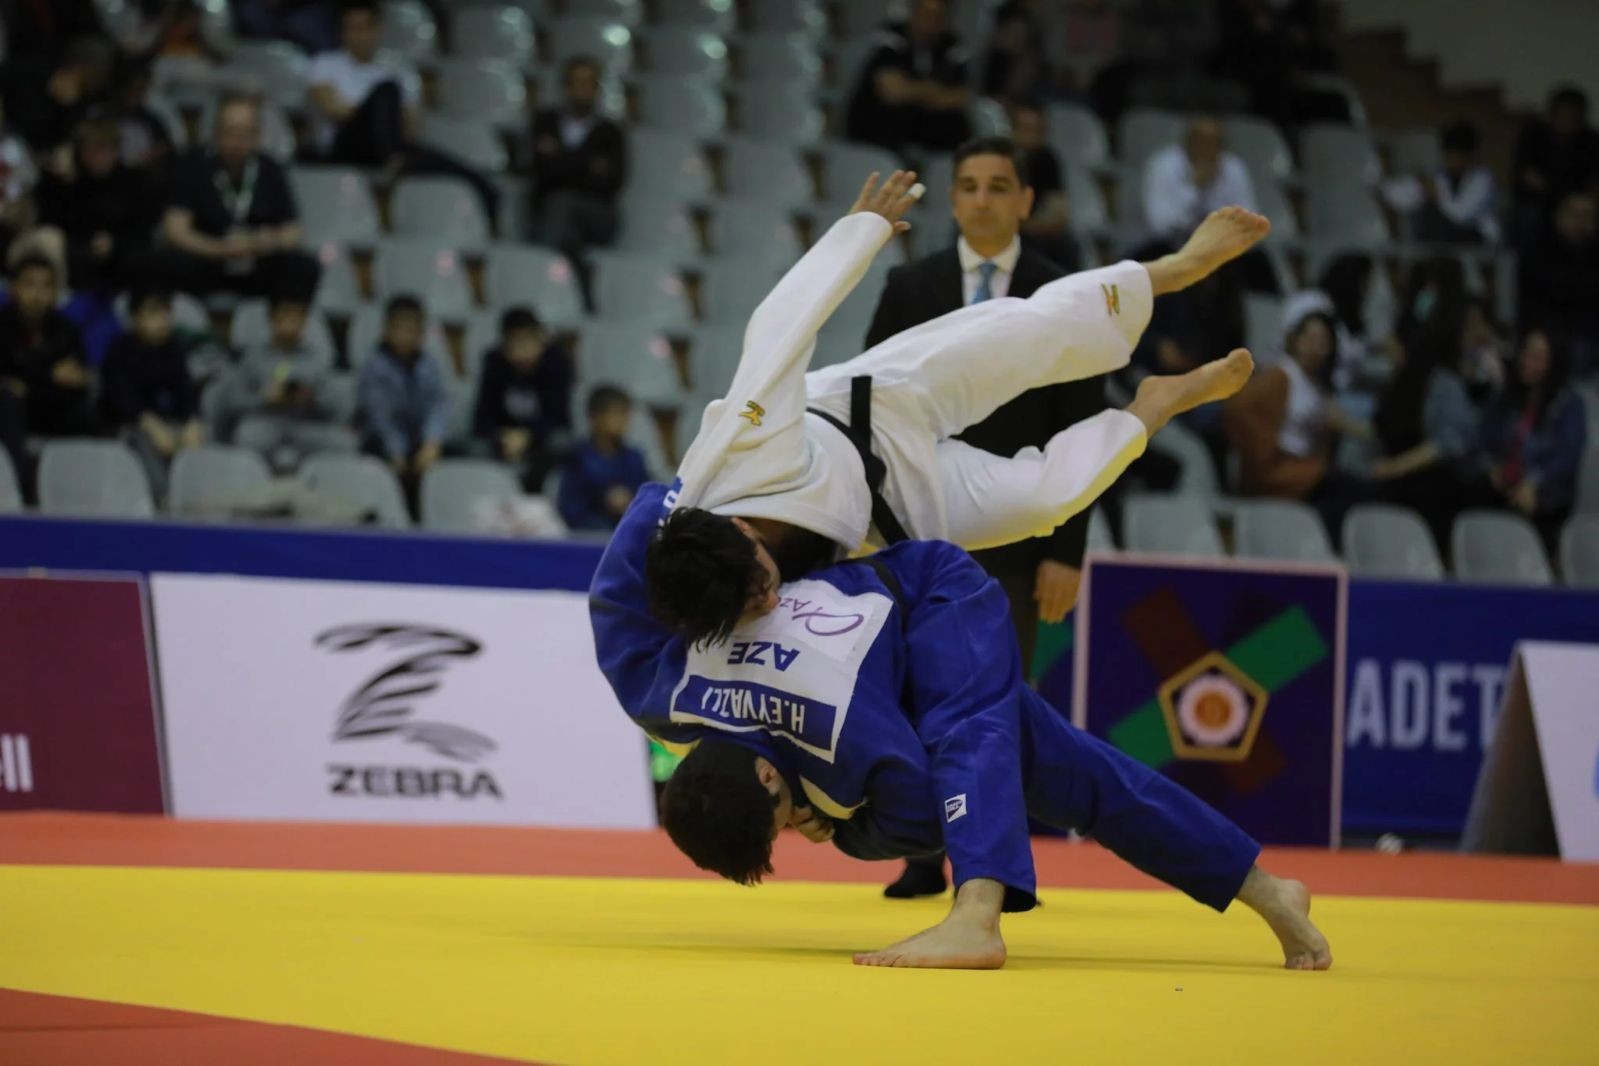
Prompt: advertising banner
<box><xmin>1077</xmin><ymin>554</ymin><xmax>1345</xmax><ymax>847</ymax></box>
<box><xmin>152</xmin><ymin>573</ymin><xmax>655</xmax><ymax>828</ymax></box>
<box><xmin>0</xmin><ymin>575</ymin><xmax>166</xmax><ymax>813</ymax></box>
<box><xmin>1342</xmin><ymin>581</ymin><xmax>1599</xmax><ymax>837</ymax></box>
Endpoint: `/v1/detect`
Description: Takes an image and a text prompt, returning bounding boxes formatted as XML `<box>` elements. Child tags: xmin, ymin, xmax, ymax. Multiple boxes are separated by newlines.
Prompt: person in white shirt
<box><xmin>306</xmin><ymin>0</ymin><xmax>498</xmax><ymax>223</ymax></box>
<box><xmin>641</xmin><ymin>170</ymin><xmax>1270</xmax><ymax>649</ymax></box>
<box><xmin>1142</xmin><ymin>115</ymin><xmax>1259</xmax><ymax>246</ymax></box>
<box><xmin>1416</xmin><ymin>121</ymin><xmax>1501</xmax><ymax>245</ymax></box>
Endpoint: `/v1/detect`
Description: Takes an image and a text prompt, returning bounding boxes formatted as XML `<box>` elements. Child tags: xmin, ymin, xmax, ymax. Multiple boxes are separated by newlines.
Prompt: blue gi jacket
<box><xmin>590</xmin><ymin>482</ymin><xmax>1041</xmax><ymax>911</ymax></box>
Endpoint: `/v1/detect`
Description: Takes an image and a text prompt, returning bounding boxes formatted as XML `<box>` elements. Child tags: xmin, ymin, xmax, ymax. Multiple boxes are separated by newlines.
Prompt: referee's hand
<box><xmin>848</xmin><ymin>170</ymin><xmax>920</xmax><ymax>234</ymax></box>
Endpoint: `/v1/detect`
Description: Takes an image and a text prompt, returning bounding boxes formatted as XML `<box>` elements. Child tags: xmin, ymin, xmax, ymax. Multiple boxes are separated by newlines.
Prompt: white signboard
<box><xmin>1522</xmin><ymin>642</ymin><xmax>1599</xmax><ymax>861</ymax></box>
<box><xmin>152</xmin><ymin>573</ymin><xmax>655</xmax><ymax>828</ymax></box>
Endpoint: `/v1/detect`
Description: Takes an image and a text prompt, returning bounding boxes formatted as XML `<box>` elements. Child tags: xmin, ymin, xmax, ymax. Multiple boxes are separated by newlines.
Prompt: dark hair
<box><xmin>128</xmin><ymin>283</ymin><xmax>172</xmax><ymax>313</ymax></box>
<box><xmin>564</xmin><ymin>55</ymin><xmax>601</xmax><ymax>81</ymax></box>
<box><xmin>660</xmin><ymin>740</ymin><xmax>777</xmax><ymax>885</ymax></box>
<box><xmin>587</xmin><ymin>383</ymin><xmax>631</xmax><ymax>417</ymax></box>
<box><xmin>342</xmin><ymin>0</ymin><xmax>381</xmax><ymax>18</ymax></box>
<box><xmin>953</xmin><ymin>135</ymin><xmax>1030</xmax><ymax>186</ymax></box>
<box><xmin>268</xmin><ymin>291</ymin><xmax>310</xmax><ymax>314</ymax></box>
<box><xmin>645</xmin><ymin>507</ymin><xmax>765</xmax><ymax>650</ymax></box>
<box><xmin>1507</xmin><ymin>326</ymin><xmax>1571</xmax><ymax>425</ymax></box>
<box><xmin>1441</xmin><ymin>120</ymin><xmax>1479</xmax><ymax>155</ymax></box>
<box><xmin>1549</xmin><ymin>85</ymin><xmax>1588</xmax><ymax>115</ymax></box>
<box><xmin>1318</xmin><ymin>253</ymin><xmax>1373</xmax><ymax>337</ymax></box>
<box><xmin>500</xmin><ymin>306</ymin><xmax>542</xmax><ymax>336</ymax></box>
<box><xmin>11</xmin><ymin>254</ymin><xmax>58</xmax><ymax>283</ymax></box>
<box><xmin>1286</xmin><ymin>310</ymin><xmax>1336</xmax><ymax>370</ymax></box>
<box><xmin>384</xmin><ymin>294</ymin><xmax>424</xmax><ymax>320</ymax></box>
<box><xmin>1375</xmin><ymin>310</ymin><xmax>1465</xmax><ymax>453</ymax></box>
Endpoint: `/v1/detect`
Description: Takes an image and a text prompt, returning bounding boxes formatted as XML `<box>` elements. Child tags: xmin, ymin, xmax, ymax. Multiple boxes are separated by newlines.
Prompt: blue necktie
<box><xmin>972</xmin><ymin>261</ymin><xmax>998</xmax><ymax>304</ymax></box>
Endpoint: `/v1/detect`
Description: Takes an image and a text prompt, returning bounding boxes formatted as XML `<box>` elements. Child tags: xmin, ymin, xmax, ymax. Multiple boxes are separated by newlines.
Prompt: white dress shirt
<box><xmin>1142</xmin><ymin>144</ymin><xmax>1258</xmax><ymax>244</ymax></box>
<box><xmin>957</xmin><ymin>235</ymin><xmax>1022</xmax><ymax>304</ymax></box>
<box><xmin>306</xmin><ymin>49</ymin><xmax>423</xmax><ymax>150</ymax></box>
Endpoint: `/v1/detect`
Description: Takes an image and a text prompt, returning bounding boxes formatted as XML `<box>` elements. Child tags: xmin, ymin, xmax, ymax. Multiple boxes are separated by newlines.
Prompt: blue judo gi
<box><xmin>591</xmin><ymin>483</ymin><xmax>1261</xmax><ymax>912</ymax></box>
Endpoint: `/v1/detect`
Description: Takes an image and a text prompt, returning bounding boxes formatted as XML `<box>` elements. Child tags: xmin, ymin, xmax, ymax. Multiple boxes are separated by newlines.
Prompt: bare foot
<box><xmin>1127</xmin><ymin>348</ymin><xmax>1254</xmax><ymax>437</ymax></box>
<box><xmin>1148</xmin><ymin>206</ymin><xmax>1272</xmax><ymax>294</ymax></box>
<box><xmin>853</xmin><ymin>919</ymin><xmax>1007</xmax><ymax>969</ymax></box>
<box><xmin>1237</xmin><ymin>868</ymin><xmax>1333</xmax><ymax>971</ymax></box>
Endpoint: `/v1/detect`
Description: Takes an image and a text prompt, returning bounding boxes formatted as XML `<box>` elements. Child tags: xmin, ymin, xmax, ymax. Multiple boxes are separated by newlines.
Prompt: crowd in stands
<box><xmin>0</xmin><ymin>0</ymin><xmax>1593</xmax><ymax>575</ymax></box>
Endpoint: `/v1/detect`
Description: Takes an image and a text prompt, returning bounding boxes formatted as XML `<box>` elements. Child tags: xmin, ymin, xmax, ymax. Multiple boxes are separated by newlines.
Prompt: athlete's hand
<box><xmin>1035</xmin><ymin>560</ymin><xmax>1081</xmax><ymax>624</ymax></box>
<box><xmin>848</xmin><ymin>170</ymin><xmax>920</xmax><ymax>234</ymax></box>
<box><xmin>790</xmin><ymin>805</ymin><xmax>835</xmax><ymax>843</ymax></box>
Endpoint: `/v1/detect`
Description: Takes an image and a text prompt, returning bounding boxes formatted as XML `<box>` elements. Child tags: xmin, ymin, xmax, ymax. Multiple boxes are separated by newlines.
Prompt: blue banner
<box><xmin>1342</xmin><ymin>579</ymin><xmax>1599</xmax><ymax>838</ymax></box>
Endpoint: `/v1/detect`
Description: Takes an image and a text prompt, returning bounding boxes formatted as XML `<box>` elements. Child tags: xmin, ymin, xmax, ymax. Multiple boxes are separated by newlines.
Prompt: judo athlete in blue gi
<box><xmin>591</xmin><ymin>483</ymin><xmax>1334</xmax><ymax>972</ymax></box>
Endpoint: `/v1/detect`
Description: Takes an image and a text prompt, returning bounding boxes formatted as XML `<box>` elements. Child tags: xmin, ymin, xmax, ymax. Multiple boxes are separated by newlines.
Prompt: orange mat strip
<box><xmin>3</xmin><ymin>813</ymin><xmax>1596</xmax><ymax>905</ymax></box>
<box><xmin>0</xmin><ymin>988</ymin><xmax>538</xmax><ymax>1066</ymax></box>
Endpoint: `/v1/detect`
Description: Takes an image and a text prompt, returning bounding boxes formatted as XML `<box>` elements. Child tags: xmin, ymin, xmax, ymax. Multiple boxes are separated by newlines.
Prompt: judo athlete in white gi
<box><xmin>591</xmin><ymin>484</ymin><xmax>1334</xmax><ymax>972</ymax></box>
<box><xmin>646</xmin><ymin>171</ymin><xmax>1267</xmax><ymax>648</ymax></box>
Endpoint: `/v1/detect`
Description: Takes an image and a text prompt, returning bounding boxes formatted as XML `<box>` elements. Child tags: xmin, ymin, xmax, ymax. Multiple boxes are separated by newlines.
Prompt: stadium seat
<box><xmin>307</xmin><ymin>243</ymin><xmax>363</xmax><ymax>315</ymax></box>
<box><xmin>451</xmin><ymin>5</ymin><xmax>535</xmax><ymax>64</ymax></box>
<box><xmin>484</xmin><ymin>245</ymin><xmax>587</xmax><ymax>326</ymax></box>
<box><xmin>689</xmin><ymin>325</ymin><xmax>746</xmax><ymax>395</ymax></box>
<box><xmin>627</xmin><ymin>129</ymin><xmax>714</xmax><ymax>202</ymax></box>
<box><xmin>735</xmin><ymin>32</ymin><xmax>824</xmax><ymax>85</ymax></box>
<box><xmin>1047</xmin><ymin>102</ymin><xmax>1110</xmax><ymax>171</ymax></box>
<box><xmin>746</xmin><ymin>0</ymin><xmax>827</xmax><ymax>35</ymax></box>
<box><xmin>547</xmin><ymin>18</ymin><xmax>635</xmax><ymax>77</ymax></box>
<box><xmin>822</xmin><ymin>142</ymin><xmax>904</xmax><ymax>201</ymax></box>
<box><xmin>1243</xmin><ymin>293</ymin><xmax>1283</xmax><ymax>354</ymax></box>
<box><xmin>573</xmin><ymin>322</ymin><xmax>683</xmax><ymax>408</ymax></box>
<box><xmin>1123</xmin><ymin>494</ymin><xmax>1225</xmax><ymax>556</ymax></box>
<box><xmin>1452</xmin><ymin>510</ymin><xmax>1553</xmax><ymax>586</ymax></box>
<box><xmin>37</xmin><ymin>440</ymin><xmax>156</xmax><ymax>519</ymax></box>
<box><xmin>642</xmin><ymin>27</ymin><xmax>729</xmax><ymax>78</ymax></box>
<box><xmin>613</xmin><ymin>195</ymin><xmax>703</xmax><ymax>259</ymax></box>
<box><xmin>345</xmin><ymin>304</ymin><xmax>451</xmax><ymax>369</ymax></box>
<box><xmin>290</xmin><ymin>167</ymin><xmax>382</xmax><ymax>247</ymax></box>
<box><xmin>298</xmin><ymin>454</ymin><xmax>411</xmax><ymax>528</ymax></box>
<box><xmin>1341</xmin><ymin>504</ymin><xmax>1445</xmax><ymax>580</ymax></box>
<box><xmin>1300</xmin><ymin>123</ymin><xmax>1382</xmax><ymax>187</ymax></box>
<box><xmin>0</xmin><ymin>447</ymin><xmax>21</xmax><ymax>512</ymax></box>
<box><xmin>1087</xmin><ymin>506</ymin><xmax>1116</xmax><ymax>554</ymax></box>
<box><xmin>837</xmin><ymin>0</ymin><xmax>896</xmax><ymax>36</ymax></box>
<box><xmin>1117</xmin><ymin>108</ymin><xmax>1187</xmax><ymax>175</ymax></box>
<box><xmin>224</xmin><ymin>41</ymin><xmax>308</xmax><ymax>109</ymax></box>
<box><xmin>1305</xmin><ymin>183</ymin><xmax>1389</xmax><ymax>246</ymax></box>
<box><xmin>705</xmin><ymin>198</ymin><xmax>805</xmax><ymax>264</ymax></box>
<box><xmin>391</xmin><ymin>176</ymin><xmax>492</xmax><ymax>246</ymax></box>
<box><xmin>167</xmin><ymin>446</ymin><xmax>274</xmax><ymax>519</ymax></box>
<box><xmin>1233</xmin><ymin>499</ymin><xmax>1335</xmax><ymax>562</ymax></box>
<box><xmin>1064</xmin><ymin>163</ymin><xmax>1111</xmax><ymax>237</ymax></box>
<box><xmin>230</xmin><ymin>300</ymin><xmax>337</xmax><ymax>355</ymax></box>
<box><xmin>590</xmin><ymin>253</ymin><xmax>695</xmax><ymax>331</ymax></box>
<box><xmin>971</xmin><ymin>97</ymin><xmax>1012</xmax><ymax>137</ymax></box>
<box><xmin>655</xmin><ymin>0</ymin><xmax>736</xmax><ymax>31</ymax></box>
<box><xmin>1222</xmin><ymin>114</ymin><xmax>1294</xmax><ymax>185</ymax></box>
<box><xmin>373</xmin><ymin>238</ymin><xmax>475</xmax><ymax>318</ymax></box>
<box><xmin>721</xmin><ymin>138</ymin><xmax>815</xmax><ymax>207</ymax></box>
<box><xmin>1384</xmin><ymin>128</ymin><xmax>1443</xmax><ymax>176</ymax></box>
<box><xmin>697</xmin><ymin>256</ymin><xmax>789</xmax><ymax>324</ymax></box>
<box><xmin>1253</xmin><ymin>177</ymin><xmax>1301</xmax><ymax>243</ymax></box>
<box><xmin>562</xmin><ymin>0</ymin><xmax>644</xmax><ymax>25</ymax></box>
<box><xmin>434</xmin><ymin>60</ymin><xmax>527</xmax><ymax>127</ymax></box>
<box><xmin>1561</xmin><ymin>515</ymin><xmax>1599</xmax><ymax>588</ymax></box>
<box><xmin>380</xmin><ymin>0</ymin><xmax>439</xmax><ymax>62</ymax></box>
<box><xmin>421</xmin><ymin>459</ymin><xmax>523</xmax><ymax>533</ymax></box>
<box><xmin>634</xmin><ymin>77</ymin><xmax>727</xmax><ymax>137</ymax></box>
<box><xmin>419</xmin><ymin>114</ymin><xmax>508</xmax><ymax>172</ymax></box>
<box><xmin>736</xmin><ymin>85</ymin><xmax>825</xmax><ymax>145</ymax></box>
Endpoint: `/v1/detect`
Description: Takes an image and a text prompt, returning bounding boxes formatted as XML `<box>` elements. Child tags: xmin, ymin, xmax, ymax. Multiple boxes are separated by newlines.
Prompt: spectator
<box><xmin>35</xmin><ymin>116</ymin><xmax>160</xmax><ymax>293</ymax></box>
<box><xmin>1318</xmin><ymin>252</ymin><xmax>1398</xmax><ymax>388</ymax></box>
<box><xmin>356</xmin><ymin>294</ymin><xmax>448</xmax><ymax>499</ymax></box>
<box><xmin>1056</xmin><ymin>0</ymin><xmax>1122</xmax><ymax>98</ymax></box>
<box><xmin>1142</xmin><ymin>116</ymin><xmax>1257</xmax><ymax>247</ymax></box>
<box><xmin>1513</xmin><ymin>86</ymin><xmax>1599</xmax><ymax>244</ymax></box>
<box><xmin>0</xmin><ymin>254</ymin><xmax>96</xmax><ymax>437</ymax></box>
<box><xmin>0</xmin><ymin>87</ymin><xmax>39</xmax><ymax>262</ymax></box>
<box><xmin>982</xmin><ymin>0</ymin><xmax>1052</xmax><ymax>107</ymax></box>
<box><xmin>471</xmin><ymin>307</ymin><xmax>574</xmax><ymax>491</ymax></box>
<box><xmin>557</xmin><ymin>384</ymin><xmax>648</xmax><ymax>532</ymax></box>
<box><xmin>1008</xmin><ymin>101</ymin><xmax>1079</xmax><ymax>271</ymax></box>
<box><xmin>306</xmin><ymin>0</ymin><xmax>499</xmax><ymax>224</ymax></box>
<box><xmin>0</xmin><ymin>0</ymin><xmax>105</xmax><ymax>67</ymax></box>
<box><xmin>0</xmin><ymin>35</ymin><xmax>113</xmax><ymax>154</ymax></box>
<box><xmin>530</xmin><ymin>57</ymin><xmax>625</xmax><ymax>269</ymax></box>
<box><xmin>100</xmin><ymin>284</ymin><xmax>203</xmax><ymax>491</ymax></box>
<box><xmin>225</xmin><ymin>294</ymin><xmax>357</xmax><ymax>472</ymax></box>
<box><xmin>1223</xmin><ymin>303</ymin><xmax>1363</xmax><ymax>532</ymax></box>
<box><xmin>107</xmin><ymin>55</ymin><xmax>176</xmax><ymax>174</ymax></box>
<box><xmin>845</xmin><ymin>0</ymin><xmax>973</xmax><ymax>157</ymax></box>
<box><xmin>1370</xmin><ymin>315</ymin><xmax>1478</xmax><ymax>545</ymax></box>
<box><xmin>1468</xmin><ymin>328</ymin><xmax>1587</xmax><ymax>549</ymax></box>
<box><xmin>234</xmin><ymin>0</ymin><xmax>341</xmax><ymax>55</ymax></box>
<box><xmin>1519</xmin><ymin>190</ymin><xmax>1599</xmax><ymax>375</ymax></box>
<box><xmin>1390</xmin><ymin>121</ymin><xmax>1500</xmax><ymax>245</ymax></box>
<box><xmin>158</xmin><ymin>95</ymin><xmax>320</xmax><ymax>302</ymax></box>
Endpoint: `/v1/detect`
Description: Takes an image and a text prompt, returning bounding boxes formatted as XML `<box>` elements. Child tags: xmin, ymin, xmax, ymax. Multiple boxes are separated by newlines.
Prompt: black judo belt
<box><xmin>806</xmin><ymin>374</ymin><xmax>911</xmax><ymax>546</ymax></box>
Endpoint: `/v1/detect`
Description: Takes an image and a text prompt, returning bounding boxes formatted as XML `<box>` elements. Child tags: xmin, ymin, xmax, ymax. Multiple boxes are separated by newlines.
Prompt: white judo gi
<box><xmin>671</xmin><ymin>212</ymin><xmax>1155</xmax><ymax>553</ymax></box>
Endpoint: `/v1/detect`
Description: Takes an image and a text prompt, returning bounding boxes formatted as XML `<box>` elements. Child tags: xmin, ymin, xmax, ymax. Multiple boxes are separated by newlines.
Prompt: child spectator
<box><xmin>471</xmin><ymin>307</ymin><xmax>573</xmax><ymax>491</ymax></box>
<box><xmin>557</xmin><ymin>384</ymin><xmax>649</xmax><ymax>532</ymax></box>
<box><xmin>357</xmin><ymin>294</ymin><xmax>448</xmax><ymax>497</ymax></box>
<box><xmin>0</xmin><ymin>254</ymin><xmax>96</xmax><ymax>438</ymax></box>
<box><xmin>226</xmin><ymin>295</ymin><xmax>357</xmax><ymax>472</ymax></box>
<box><xmin>100</xmin><ymin>285</ymin><xmax>204</xmax><ymax>492</ymax></box>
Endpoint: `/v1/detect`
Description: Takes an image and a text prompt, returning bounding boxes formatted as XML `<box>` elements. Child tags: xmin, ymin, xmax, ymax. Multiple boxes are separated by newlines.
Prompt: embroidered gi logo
<box><xmin>739</xmin><ymin>400</ymin><xmax>765</xmax><ymax>426</ymax></box>
<box><xmin>944</xmin><ymin>793</ymin><xmax>968</xmax><ymax>823</ymax></box>
<box><xmin>1102</xmin><ymin>283</ymin><xmax>1121</xmax><ymax>316</ymax></box>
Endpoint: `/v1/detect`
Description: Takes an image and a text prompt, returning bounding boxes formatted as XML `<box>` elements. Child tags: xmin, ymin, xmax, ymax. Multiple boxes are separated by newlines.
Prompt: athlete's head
<box><xmin>645</xmin><ymin>509</ymin><xmax>780</xmax><ymax>650</ymax></box>
<box><xmin>660</xmin><ymin>740</ymin><xmax>793</xmax><ymax>884</ymax></box>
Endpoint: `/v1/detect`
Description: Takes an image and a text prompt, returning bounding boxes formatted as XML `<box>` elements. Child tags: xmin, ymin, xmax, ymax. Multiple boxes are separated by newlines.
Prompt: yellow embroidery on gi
<box><xmin>1102</xmin><ymin>283</ymin><xmax>1121</xmax><ymax>316</ymax></box>
<box><xmin>739</xmin><ymin>400</ymin><xmax>766</xmax><ymax>426</ymax></box>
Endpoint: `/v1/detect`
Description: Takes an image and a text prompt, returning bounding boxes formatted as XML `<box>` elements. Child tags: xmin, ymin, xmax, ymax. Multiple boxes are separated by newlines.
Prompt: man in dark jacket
<box><xmin>845</xmin><ymin>0</ymin><xmax>972</xmax><ymax>156</ymax></box>
<box><xmin>530</xmin><ymin>56</ymin><xmax>625</xmax><ymax>263</ymax></box>
<box><xmin>864</xmin><ymin>135</ymin><xmax>1106</xmax><ymax>900</ymax></box>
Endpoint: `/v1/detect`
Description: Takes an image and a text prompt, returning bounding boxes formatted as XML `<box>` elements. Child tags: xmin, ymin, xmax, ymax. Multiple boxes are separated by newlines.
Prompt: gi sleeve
<box><xmin>900</xmin><ymin>542</ymin><xmax>1039</xmax><ymax>911</ymax></box>
<box><xmin>830</xmin><ymin>759</ymin><xmax>945</xmax><ymax>862</ymax></box>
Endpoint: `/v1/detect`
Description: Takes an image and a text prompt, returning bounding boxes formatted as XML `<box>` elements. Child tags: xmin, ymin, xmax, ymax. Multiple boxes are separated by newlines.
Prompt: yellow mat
<box><xmin>0</xmin><ymin>865</ymin><xmax>1593</xmax><ymax>1065</ymax></box>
